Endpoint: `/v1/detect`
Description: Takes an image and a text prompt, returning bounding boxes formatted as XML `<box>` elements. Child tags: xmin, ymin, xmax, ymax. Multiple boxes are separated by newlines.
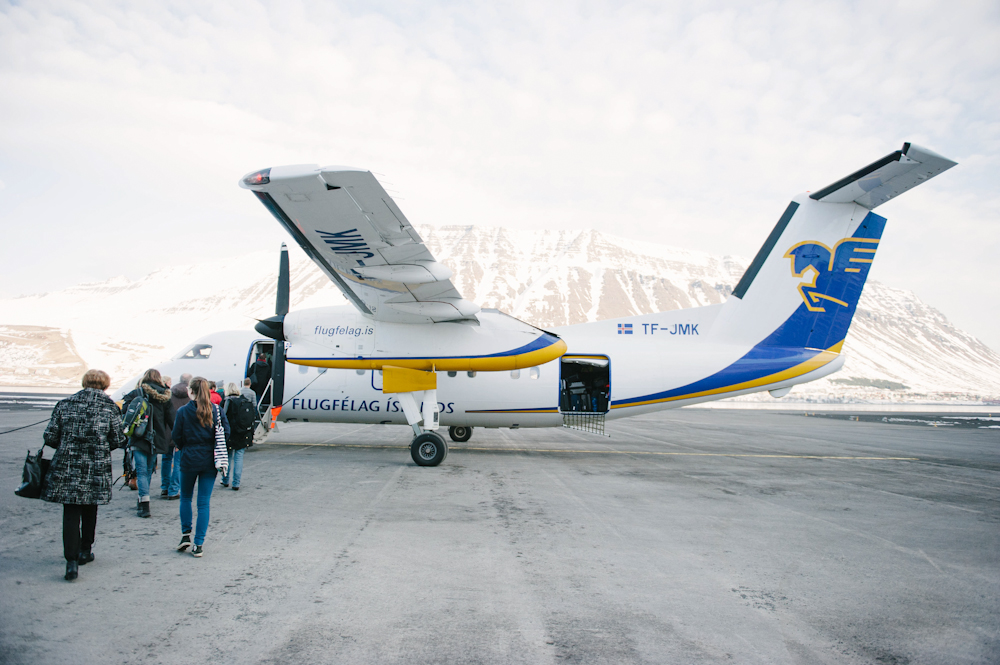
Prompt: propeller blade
<box><xmin>271</xmin><ymin>341</ymin><xmax>285</xmax><ymax>408</ymax></box>
<box><xmin>277</xmin><ymin>242</ymin><xmax>289</xmax><ymax>317</ymax></box>
<box><xmin>267</xmin><ymin>243</ymin><xmax>288</xmax><ymax>429</ymax></box>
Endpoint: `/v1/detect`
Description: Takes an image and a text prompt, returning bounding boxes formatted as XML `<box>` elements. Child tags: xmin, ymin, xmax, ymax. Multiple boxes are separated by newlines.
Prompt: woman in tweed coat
<box><xmin>42</xmin><ymin>369</ymin><xmax>127</xmax><ymax>581</ymax></box>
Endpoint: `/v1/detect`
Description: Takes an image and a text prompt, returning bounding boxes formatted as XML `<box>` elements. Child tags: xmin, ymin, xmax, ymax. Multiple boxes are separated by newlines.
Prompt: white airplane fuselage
<box><xmin>115</xmin><ymin>299</ymin><xmax>842</xmax><ymax>430</ymax></box>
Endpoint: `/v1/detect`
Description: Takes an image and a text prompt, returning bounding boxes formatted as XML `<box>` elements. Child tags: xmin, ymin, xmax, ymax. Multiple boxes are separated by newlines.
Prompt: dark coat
<box><xmin>121</xmin><ymin>381</ymin><xmax>175</xmax><ymax>456</ymax></box>
<box><xmin>173</xmin><ymin>402</ymin><xmax>229</xmax><ymax>473</ymax></box>
<box><xmin>170</xmin><ymin>381</ymin><xmax>190</xmax><ymax>415</ymax></box>
<box><xmin>224</xmin><ymin>395</ymin><xmax>254</xmax><ymax>451</ymax></box>
<box><xmin>42</xmin><ymin>389</ymin><xmax>127</xmax><ymax>505</ymax></box>
<box><xmin>168</xmin><ymin>382</ymin><xmax>190</xmax><ymax>452</ymax></box>
<box><xmin>252</xmin><ymin>360</ymin><xmax>271</xmax><ymax>394</ymax></box>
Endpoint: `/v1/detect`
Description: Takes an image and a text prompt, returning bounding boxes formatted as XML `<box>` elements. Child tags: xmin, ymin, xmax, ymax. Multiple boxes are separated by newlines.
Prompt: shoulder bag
<box><xmin>213</xmin><ymin>405</ymin><xmax>229</xmax><ymax>474</ymax></box>
<box><xmin>15</xmin><ymin>447</ymin><xmax>50</xmax><ymax>499</ymax></box>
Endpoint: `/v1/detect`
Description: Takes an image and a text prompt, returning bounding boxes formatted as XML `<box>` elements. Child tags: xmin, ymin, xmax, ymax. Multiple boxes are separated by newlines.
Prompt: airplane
<box><xmin>113</xmin><ymin>142</ymin><xmax>956</xmax><ymax>466</ymax></box>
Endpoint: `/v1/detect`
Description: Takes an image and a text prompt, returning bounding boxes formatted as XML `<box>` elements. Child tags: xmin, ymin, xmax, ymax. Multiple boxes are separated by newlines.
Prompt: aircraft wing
<box><xmin>809</xmin><ymin>143</ymin><xmax>957</xmax><ymax>209</ymax></box>
<box><xmin>240</xmin><ymin>165</ymin><xmax>478</xmax><ymax>324</ymax></box>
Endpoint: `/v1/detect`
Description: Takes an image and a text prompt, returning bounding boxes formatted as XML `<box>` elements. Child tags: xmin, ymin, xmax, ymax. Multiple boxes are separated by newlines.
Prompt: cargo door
<box><xmin>559</xmin><ymin>355</ymin><xmax>610</xmax><ymax>436</ymax></box>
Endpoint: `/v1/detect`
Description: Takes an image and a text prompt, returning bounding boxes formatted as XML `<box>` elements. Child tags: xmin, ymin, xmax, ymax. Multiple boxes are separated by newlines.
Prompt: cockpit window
<box><xmin>178</xmin><ymin>344</ymin><xmax>212</xmax><ymax>360</ymax></box>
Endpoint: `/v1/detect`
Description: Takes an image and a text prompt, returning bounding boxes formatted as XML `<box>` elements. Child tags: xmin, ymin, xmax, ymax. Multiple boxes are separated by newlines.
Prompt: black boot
<box><xmin>78</xmin><ymin>549</ymin><xmax>94</xmax><ymax>565</ymax></box>
<box><xmin>137</xmin><ymin>500</ymin><xmax>150</xmax><ymax>518</ymax></box>
<box><xmin>65</xmin><ymin>560</ymin><xmax>78</xmax><ymax>581</ymax></box>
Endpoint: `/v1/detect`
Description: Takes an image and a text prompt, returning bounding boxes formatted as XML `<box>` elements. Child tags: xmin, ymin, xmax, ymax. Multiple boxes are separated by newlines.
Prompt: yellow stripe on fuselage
<box><xmin>288</xmin><ymin>339</ymin><xmax>568</xmax><ymax>372</ymax></box>
<box><xmin>611</xmin><ymin>340</ymin><xmax>844</xmax><ymax>409</ymax></box>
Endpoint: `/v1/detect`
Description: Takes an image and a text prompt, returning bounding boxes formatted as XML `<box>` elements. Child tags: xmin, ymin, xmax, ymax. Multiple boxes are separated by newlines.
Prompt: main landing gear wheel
<box><xmin>411</xmin><ymin>431</ymin><xmax>448</xmax><ymax>467</ymax></box>
<box><xmin>448</xmin><ymin>426</ymin><xmax>473</xmax><ymax>443</ymax></box>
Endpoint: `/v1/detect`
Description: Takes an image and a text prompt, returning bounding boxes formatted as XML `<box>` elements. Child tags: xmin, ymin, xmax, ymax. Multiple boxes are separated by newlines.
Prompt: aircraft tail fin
<box><xmin>720</xmin><ymin>143</ymin><xmax>956</xmax><ymax>352</ymax></box>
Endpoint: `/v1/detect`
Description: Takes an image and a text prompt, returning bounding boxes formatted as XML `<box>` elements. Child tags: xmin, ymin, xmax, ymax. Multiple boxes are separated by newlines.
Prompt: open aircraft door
<box><xmin>559</xmin><ymin>355</ymin><xmax>610</xmax><ymax>435</ymax></box>
<box><xmin>244</xmin><ymin>340</ymin><xmax>277</xmax><ymax>411</ymax></box>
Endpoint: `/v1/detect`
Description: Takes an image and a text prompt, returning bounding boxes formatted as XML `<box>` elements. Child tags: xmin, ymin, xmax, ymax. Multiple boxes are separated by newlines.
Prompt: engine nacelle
<box><xmin>280</xmin><ymin>306</ymin><xmax>566</xmax><ymax>372</ymax></box>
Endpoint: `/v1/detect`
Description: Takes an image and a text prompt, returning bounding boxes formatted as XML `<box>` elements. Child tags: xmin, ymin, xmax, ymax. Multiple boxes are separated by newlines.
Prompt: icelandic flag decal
<box><xmin>618</xmin><ymin>323</ymin><xmax>633</xmax><ymax>335</ymax></box>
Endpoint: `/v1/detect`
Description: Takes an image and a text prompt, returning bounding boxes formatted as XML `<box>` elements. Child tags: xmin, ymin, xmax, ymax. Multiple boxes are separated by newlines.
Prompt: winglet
<box><xmin>809</xmin><ymin>143</ymin><xmax>957</xmax><ymax>209</ymax></box>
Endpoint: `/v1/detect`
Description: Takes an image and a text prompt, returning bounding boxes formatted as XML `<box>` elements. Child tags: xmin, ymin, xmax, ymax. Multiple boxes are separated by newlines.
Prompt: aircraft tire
<box><xmin>448</xmin><ymin>426</ymin><xmax>473</xmax><ymax>443</ymax></box>
<box><xmin>411</xmin><ymin>431</ymin><xmax>448</xmax><ymax>467</ymax></box>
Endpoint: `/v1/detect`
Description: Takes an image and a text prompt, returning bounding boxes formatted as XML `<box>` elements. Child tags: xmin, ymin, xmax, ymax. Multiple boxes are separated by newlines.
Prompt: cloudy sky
<box><xmin>1</xmin><ymin>1</ymin><xmax>998</xmax><ymax>350</ymax></box>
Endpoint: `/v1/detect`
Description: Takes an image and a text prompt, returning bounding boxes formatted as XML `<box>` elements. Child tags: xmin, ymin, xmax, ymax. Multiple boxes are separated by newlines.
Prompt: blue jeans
<box><xmin>133</xmin><ymin>449</ymin><xmax>155</xmax><ymax>502</ymax></box>
<box><xmin>179</xmin><ymin>467</ymin><xmax>217</xmax><ymax>546</ymax></box>
<box><xmin>162</xmin><ymin>449</ymin><xmax>181</xmax><ymax>496</ymax></box>
<box><xmin>221</xmin><ymin>449</ymin><xmax>245</xmax><ymax>488</ymax></box>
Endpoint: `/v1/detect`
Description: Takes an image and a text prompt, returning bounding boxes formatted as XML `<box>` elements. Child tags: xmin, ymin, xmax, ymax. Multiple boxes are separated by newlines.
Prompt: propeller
<box><xmin>254</xmin><ymin>243</ymin><xmax>289</xmax><ymax>427</ymax></box>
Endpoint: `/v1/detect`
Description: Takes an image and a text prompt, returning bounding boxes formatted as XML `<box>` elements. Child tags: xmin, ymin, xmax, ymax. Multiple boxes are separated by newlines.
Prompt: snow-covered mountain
<box><xmin>2</xmin><ymin>225</ymin><xmax>999</xmax><ymax>403</ymax></box>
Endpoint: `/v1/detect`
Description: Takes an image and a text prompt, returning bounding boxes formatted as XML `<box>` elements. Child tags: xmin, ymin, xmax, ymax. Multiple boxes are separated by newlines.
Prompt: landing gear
<box><xmin>448</xmin><ymin>426</ymin><xmax>473</xmax><ymax>443</ymax></box>
<box><xmin>411</xmin><ymin>431</ymin><xmax>448</xmax><ymax>467</ymax></box>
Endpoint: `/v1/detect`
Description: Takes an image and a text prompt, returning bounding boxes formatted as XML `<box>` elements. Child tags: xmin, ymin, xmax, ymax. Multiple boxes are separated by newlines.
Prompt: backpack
<box><xmin>121</xmin><ymin>389</ymin><xmax>150</xmax><ymax>439</ymax></box>
<box><xmin>228</xmin><ymin>396</ymin><xmax>257</xmax><ymax>436</ymax></box>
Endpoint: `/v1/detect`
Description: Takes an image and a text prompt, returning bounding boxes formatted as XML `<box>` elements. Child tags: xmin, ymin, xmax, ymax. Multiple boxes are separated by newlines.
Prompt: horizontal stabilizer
<box><xmin>810</xmin><ymin>143</ymin><xmax>956</xmax><ymax>209</ymax></box>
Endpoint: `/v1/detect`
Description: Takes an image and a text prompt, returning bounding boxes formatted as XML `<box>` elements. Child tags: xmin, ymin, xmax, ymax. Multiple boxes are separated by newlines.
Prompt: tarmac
<box><xmin>0</xmin><ymin>394</ymin><xmax>998</xmax><ymax>664</ymax></box>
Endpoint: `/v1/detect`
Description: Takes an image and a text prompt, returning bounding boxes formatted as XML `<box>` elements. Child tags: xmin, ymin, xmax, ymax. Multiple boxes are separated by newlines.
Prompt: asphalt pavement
<box><xmin>1</xmin><ymin>397</ymin><xmax>997</xmax><ymax>664</ymax></box>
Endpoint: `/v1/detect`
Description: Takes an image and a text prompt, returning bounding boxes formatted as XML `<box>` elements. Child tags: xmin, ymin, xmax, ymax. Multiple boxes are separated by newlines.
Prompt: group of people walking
<box><xmin>39</xmin><ymin>369</ymin><xmax>259</xmax><ymax>581</ymax></box>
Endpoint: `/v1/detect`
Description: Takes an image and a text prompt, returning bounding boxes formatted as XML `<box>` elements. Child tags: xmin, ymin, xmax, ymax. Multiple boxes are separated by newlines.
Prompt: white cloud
<box><xmin>1</xmin><ymin>0</ymin><xmax>998</xmax><ymax>348</ymax></box>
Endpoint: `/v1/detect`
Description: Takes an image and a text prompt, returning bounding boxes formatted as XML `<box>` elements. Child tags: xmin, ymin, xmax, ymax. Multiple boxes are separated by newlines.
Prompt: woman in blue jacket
<box><xmin>171</xmin><ymin>376</ymin><xmax>229</xmax><ymax>557</ymax></box>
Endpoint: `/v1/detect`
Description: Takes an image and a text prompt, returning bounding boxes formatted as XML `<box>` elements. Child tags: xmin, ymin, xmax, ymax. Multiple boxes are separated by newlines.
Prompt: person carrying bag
<box><xmin>38</xmin><ymin>369</ymin><xmax>126</xmax><ymax>581</ymax></box>
<box><xmin>220</xmin><ymin>382</ymin><xmax>254</xmax><ymax>490</ymax></box>
<box><xmin>172</xmin><ymin>377</ymin><xmax>229</xmax><ymax>558</ymax></box>
<box><xmin>119</xmin><ymin>369</ymin><xmax>174</xmax><ymax>518</ymax></box>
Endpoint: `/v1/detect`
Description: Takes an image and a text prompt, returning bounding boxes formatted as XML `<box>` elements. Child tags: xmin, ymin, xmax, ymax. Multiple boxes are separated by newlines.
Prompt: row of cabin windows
<box><xmin>337</xmin><ymin>368</ymin><xmax>541</xmax><ymax>378</ymax></box>
<box><xmin>443</xmin><ymin>368</ymin><xmax>540</xmax><ymax>379</ymax></box>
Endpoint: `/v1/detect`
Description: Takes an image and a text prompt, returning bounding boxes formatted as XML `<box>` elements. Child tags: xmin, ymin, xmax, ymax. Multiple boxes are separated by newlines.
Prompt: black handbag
<box><xmin>15</xmin><ymin>447</ymin><xmax>50</xmax><ymax>499</ymax></box>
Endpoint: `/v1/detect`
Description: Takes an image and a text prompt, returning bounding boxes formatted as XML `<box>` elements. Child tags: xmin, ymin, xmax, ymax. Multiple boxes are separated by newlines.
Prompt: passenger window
<box><xmin>447</xmin><ymin>371</ymin><xmax>457</xmax><ymax>377</ymax></box>
<box><xmin>467</xmin><ymin>371</ymin><xmax>477</xmax><ymax>378</ymax></box>
<box><xmin>299</xmin><ymin>366</ymin><xmax>309</xmax><ymax>374</ymax></box>
<box><xmin>179</xmin><ymin>344</ymin><xmax>212</xmax><ymax>359</ymax></box>
<box><xmin>529</xmin><ymin>367</ymin><xmax>540</xmax><ymax>379</ymax></box>
<box><xmin>510</xmin><ymin>370</ymin><xmax>520</xmax><ymax>379</ymax></box>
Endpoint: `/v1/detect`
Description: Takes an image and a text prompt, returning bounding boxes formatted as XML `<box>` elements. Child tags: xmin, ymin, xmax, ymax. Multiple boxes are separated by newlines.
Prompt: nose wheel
<box><xmin>411</xmin><ymin>431</ymin><xmax>448</xmax><ymax>467</ymax></box>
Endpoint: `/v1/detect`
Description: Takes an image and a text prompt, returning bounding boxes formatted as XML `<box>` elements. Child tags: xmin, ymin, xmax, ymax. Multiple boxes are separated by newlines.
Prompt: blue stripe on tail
<box><xmin>762</xmin><ymin>211</ymin><xmax>886</xmax><ymax>349</ymax></box>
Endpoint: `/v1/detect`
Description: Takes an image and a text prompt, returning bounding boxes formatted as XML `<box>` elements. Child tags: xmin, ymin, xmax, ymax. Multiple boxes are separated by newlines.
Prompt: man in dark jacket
<box><xmin>251</xmin><ymin>354</ymin><xmax>272</xmax><ymax>410</ymax></box>
<box><xmin>162</xmin><ymin>372</ymin><xmax>191</xmax><ymax>500</ymax></box>
<box><xmin>121</xmin><ymin>370</ymin><xmax>175</xmax><ymax>517</ymax></box>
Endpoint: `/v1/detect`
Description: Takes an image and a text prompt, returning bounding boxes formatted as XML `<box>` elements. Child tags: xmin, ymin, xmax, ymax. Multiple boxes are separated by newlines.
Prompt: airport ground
<box><xmin>0</xmin><ymin>394</ymin><xmax>998</xmax><ymax>664</ymax></box>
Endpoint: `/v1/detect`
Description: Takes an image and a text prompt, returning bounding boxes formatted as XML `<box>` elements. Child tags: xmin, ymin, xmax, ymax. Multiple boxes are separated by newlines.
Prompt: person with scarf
<box><xmin>120</xmin><ymin>369</ymin><xmax>175</xmax><ymax>518</ymax></box>
<box><xmin>171</xmin><ymin>376</ymin><xmax>229</xmax><ymax>557</ymax></box>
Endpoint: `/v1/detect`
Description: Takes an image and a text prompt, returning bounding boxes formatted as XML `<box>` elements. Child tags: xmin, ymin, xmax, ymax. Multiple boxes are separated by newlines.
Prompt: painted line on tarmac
<box><xmin>260</xmin><ymin>441</ymin><xmax>918</xmax><ymax>460</ymax></box>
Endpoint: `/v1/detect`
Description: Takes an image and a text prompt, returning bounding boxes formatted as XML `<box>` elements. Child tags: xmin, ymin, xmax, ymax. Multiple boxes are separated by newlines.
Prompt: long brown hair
<box><xmin>141</xmin><ymin>368</ymin><xmax>163</xmax><ymax>385</ymax></box>
<box><xmin>189</xmin><ymin>377</ymin><xmax>214</xmax><ymax>427</ymax></box>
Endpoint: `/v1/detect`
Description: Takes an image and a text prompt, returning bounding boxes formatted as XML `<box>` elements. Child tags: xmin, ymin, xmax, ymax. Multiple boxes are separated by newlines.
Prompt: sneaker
<box><xmin>160</xmin><ymin>489</ymin><xmax>168</xmax><ymax>497</ymax></box>
<box><xmin>78</xmin><ymin>550</ymin><xmax>95</xmax><ymax>565</ymax></box>
<box><xmin>191</xmin><ymin>545</ymin><xmax>203</xmax><ymax>558</ymax></box>
<box><xmin>232</xmin><ymin>486</ymin><xmax>239</xmax><ymax>491</ymax></box>
<box><xmin>177</xmin><ymin>533</ymin><xmax>192</xmax><ymax>552</ymax></box>
<box><xmin>167</xmin><ymin>494</ymin><xmax>180</xmax><ymax>500</ymax></box>
<box><xmin>221</xmin><ymin>482</ymin><xmax>229</xmax><ymax>488</ymax></box>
